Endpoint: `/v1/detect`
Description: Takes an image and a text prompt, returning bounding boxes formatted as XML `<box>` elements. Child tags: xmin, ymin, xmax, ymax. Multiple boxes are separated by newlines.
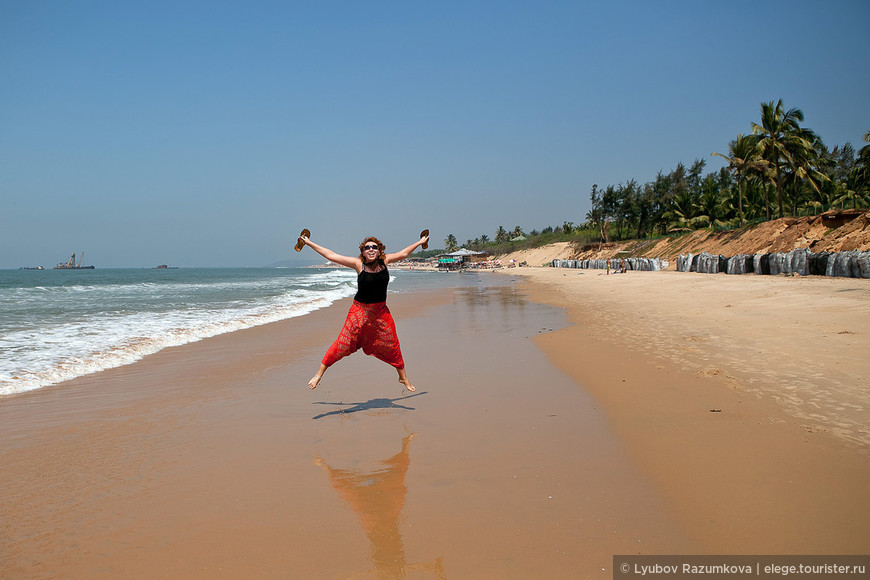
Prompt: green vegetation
<box><xmin>587</xmin><ymin>100</ymin><xmax>869</xmax><ymax>243</ymax></box>
<box><xmin>419</xmin><ymin>223</ymin><xmax>598</xmax><ymax>258</ymax></box>
<box><xmin>437</xmin><ymin>100</ymin><xmax>869</xmax><ymax>256</ymax></box>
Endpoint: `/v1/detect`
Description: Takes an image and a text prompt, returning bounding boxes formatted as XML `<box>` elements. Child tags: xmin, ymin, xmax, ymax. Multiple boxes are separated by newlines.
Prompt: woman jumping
<box><xmin>298</xmin><ymin>231</ymin><xmax>429</xmax><ymax>392</ymax></box>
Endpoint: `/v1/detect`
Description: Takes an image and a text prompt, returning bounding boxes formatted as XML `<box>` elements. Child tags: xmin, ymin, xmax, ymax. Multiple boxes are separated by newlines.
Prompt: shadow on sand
<box><xmin>312</xmin><ymin>391</ymin><xmax>428</xmax><ymax>420</ymax></box>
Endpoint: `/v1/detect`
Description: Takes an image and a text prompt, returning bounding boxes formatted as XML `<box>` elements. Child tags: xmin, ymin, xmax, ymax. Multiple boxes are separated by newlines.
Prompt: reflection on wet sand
<box><xmin>315</xmin><ymin>433</ymin><xmax>446</xmax><ymax>579</ymax></box>
<box><xmin>457</xmin><ymin>284</ymin><xmax>526</xmax><ymax>309</ymax></box>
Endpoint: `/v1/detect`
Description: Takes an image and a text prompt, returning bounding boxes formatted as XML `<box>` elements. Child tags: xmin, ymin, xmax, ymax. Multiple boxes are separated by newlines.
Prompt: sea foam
<box><xmin>0</xmin><ymin>268</ymin><xmax>357</xmax><ymax>396</ymax></box>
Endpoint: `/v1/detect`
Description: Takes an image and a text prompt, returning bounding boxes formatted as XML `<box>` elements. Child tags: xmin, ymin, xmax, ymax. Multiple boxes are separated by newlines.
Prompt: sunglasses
<box><xmin>363</xmin><ymin>245</ymin><xmax>379</xmax><ymax>251</ymax></box>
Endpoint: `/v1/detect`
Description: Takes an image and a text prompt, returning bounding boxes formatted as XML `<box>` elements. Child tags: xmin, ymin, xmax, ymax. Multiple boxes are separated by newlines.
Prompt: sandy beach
<box><xmin>511</xmin><ymin>267</ymin><xmax>870</xmax><ymax>554</ymax></box>
<box><xmin>2</xmin><ymin>269</ymin><xmax>869</xmax><ymax>578</ymax></box>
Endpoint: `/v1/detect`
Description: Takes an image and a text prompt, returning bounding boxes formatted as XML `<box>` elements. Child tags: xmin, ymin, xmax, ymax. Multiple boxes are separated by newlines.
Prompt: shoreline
<box><xmin>3</xmin><ymin>270</ymin><xmax>868</xmax><ymax>577</ymax></box>
<box><xmin>505</xmin><ymin>267</ymin><xmax>870</xmax><ymax>552</ymax></box>
<box><xmin>0</xmin><ymin>278</ymin><xmax>692</xmax><ymax>578</ymax></box>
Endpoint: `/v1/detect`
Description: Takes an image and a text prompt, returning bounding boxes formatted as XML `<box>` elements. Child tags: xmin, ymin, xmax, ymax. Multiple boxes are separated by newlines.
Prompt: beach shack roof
<box><xmin>438</xmin><ymin>248</ymin><xmax>489</xmax><ymax>267</ymax></box>
<box><xmin>442</xmin><ymin>248</ymin><xmax>486</xmax><ymax>257</ymax></box>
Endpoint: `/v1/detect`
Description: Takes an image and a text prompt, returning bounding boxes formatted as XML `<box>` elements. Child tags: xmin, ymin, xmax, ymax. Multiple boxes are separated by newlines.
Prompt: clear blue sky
<box><xmin>2</xmin><ymin>0</ymin><xmax>868</xmax><ymax>268</ymax></box>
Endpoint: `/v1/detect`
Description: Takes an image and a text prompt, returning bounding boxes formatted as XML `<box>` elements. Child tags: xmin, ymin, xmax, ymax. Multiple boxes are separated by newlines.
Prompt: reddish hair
<box><xmin>358</xmin><ymin>236</ymin><xmax>386</xmax><ymax>265</ymax></box>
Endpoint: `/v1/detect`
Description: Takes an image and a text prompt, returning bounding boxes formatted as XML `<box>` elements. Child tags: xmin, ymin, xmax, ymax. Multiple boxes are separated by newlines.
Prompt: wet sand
<box><xmin>2</xmin><ymin>274</ymin><xmax>690</xmax><ymax>579</ymax></box>
<box><xmin>4</xmin><ymin>269</ymin><xmax>867</xmax><ymax>579</ymax></box>
<box><xmin>510</xmin><ymin>267</ymin><xmax>870</xmax><ymax>554</ymax></box>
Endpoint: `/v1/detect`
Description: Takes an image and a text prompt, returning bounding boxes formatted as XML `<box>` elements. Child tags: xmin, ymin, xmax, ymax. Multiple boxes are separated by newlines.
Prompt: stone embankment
<box><xmin>499</xmin><ymin>210</ymin><xmax>870</xmax><ymax>276</ymax></box>
<box><xmin>676</xmin><ymin>249</ymin><xmax>870</xmax><ymax>278</ymax></box>
<box><xmin>551</xmin><ymin>257</ymin><xmax>666</xmax><ymax>271</ymax></box>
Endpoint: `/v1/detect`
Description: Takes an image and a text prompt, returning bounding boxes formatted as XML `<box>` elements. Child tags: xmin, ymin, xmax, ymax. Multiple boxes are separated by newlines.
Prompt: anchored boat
<box><xmin>54</xmin><ymin>252</ymin><xmax>95</xmax><ymax>269</ymax></box>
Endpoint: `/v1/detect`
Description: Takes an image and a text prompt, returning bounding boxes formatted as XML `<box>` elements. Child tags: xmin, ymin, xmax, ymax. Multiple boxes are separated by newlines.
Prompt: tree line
<box><xmin>586</xmin><ymin>99</ymin><xmax>869</xmax><ymax>242</ymax></box>
<box><xmin>438</xmin><ymin>224</ymin><xmax>580</xmax><ymax>254</ymax></box>
<box><xmin>439</xmin><ymin>100</ymin><xmax>869</xmax><ymax>253</ymax></box>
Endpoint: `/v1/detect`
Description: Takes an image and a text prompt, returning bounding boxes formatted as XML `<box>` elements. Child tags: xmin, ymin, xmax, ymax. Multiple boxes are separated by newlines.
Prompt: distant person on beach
<box><xmin>298</xmin><ymin>232</ymin><xmax>429</xmax><ymax>392</ymax></box>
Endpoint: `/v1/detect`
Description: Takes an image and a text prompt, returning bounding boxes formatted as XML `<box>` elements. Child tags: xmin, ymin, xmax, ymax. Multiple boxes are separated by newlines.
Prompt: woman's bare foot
<box><xmin>397</xmin><ymin>368</ymin><xmax>416</xmax><ymax>392</ymax></box>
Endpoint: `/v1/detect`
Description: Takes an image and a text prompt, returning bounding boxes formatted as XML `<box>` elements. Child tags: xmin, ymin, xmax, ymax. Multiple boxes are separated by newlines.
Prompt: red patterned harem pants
<box><xmin>322</xmin><ymin>301</ymin><xmax>405</xmax><ymax>369</ymax></box>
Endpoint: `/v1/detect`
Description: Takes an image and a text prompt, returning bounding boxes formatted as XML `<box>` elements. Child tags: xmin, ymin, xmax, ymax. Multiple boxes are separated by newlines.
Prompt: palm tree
<box><xmin>835</xmin><ymin>133</ymin><xmax>870</xmax><ymax>209</ymax></box>
<box><xmin>740</xmin><ymin>177</ymin><xmax>767</xmax><ymax>221</ymax></box>
<box><xmin>494</xmin><ymin>226</ymin><xmax>509</xmax><ymax>244</ymax></box>
<box><xmin>832</xmin><ymin>181</ymin><xmax>868</xmax><ymax>210</ymax></box>
<box><xmin>663</xmin><ymin>189</ymin><xmax>704</xmax><ymax>232</ymax></box>
<box><xmin>444</xmin><ymin>234</ymin><xmax>458</xmax><ymax>252</ymax></box>
<box><xmin>851</xmin><ymin>130</ymin><xmax>870</xmax><ymax>193</ymax></box>
<box><xmin>752</xmin><ymin>99</ymin><xmax>817</xmax><ymax>218</ymax></box>
<box><xmin>695</xmin><ymin>174</ymin><xmax>729</xmax><ymax>229</ymax></box>
<box><xmin>713</xmin><ymin>133</ymin><xmax>765</xmax><ymax>226</ymax></box>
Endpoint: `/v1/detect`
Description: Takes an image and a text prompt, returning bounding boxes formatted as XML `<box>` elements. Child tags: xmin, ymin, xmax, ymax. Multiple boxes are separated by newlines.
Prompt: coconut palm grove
<box><xmin>440</xmin><ymin>100</ymin><xmax>869</xmax><ymax>254</ymax></box>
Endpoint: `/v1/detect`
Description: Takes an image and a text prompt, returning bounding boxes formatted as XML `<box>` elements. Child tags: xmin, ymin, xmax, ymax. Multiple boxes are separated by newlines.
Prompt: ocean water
<box><xmin>0</xmin><ymin>267</ymin><xmax>467</xmax><ymax>397</ymax></box>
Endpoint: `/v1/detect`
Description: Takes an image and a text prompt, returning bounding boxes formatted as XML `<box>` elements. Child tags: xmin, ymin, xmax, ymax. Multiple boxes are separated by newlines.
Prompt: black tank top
<box><xmin>354</xmin><ymin>266</ymin><xmax>389</xmax><ymax>303</ymax></box>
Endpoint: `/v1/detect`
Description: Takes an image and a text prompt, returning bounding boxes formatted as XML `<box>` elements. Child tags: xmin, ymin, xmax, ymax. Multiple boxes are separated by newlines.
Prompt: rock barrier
<box><xmin>676</xmin><ymin>250</ymin><xmax>870</xmax><ymax>278</ymax></box>
<box><xmin>551</xmin><ymin>257</ymin><xmax>665</xmax><ymax>271</ymax></box>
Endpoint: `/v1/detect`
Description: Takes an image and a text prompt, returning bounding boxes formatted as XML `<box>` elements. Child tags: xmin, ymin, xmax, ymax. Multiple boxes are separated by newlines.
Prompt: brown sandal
<box><xmin>420</xmin><ymin>229</ymin><xmax>429</xmax><ymax>250</ymax></box>
<box><xmin>294</xmin><ymin>228</ymin><xmax>310</xmax><ymax>252</ymax></box>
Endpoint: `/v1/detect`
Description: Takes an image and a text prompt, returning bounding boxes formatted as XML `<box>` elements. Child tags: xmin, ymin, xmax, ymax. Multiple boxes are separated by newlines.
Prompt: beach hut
<box><xmin>437</xmin><ymin>249</ymin><xmax>488</xmax><ymax>270</ymax></box>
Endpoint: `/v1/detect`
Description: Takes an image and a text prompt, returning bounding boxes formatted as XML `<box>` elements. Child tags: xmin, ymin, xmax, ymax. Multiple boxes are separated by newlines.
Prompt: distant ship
<box><xmin>54</xmin><ymin>252</ymin><xmax>95</xmax><ymax>269</ymax></box>
<box><xmin>19</xmin><ymin>265</ymin><xmax>45</xmax><ymax>270</ymax></box>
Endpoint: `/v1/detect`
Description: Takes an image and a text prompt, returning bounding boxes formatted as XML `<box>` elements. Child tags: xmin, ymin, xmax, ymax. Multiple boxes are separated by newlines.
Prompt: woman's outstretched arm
<box><xmin>385</xmin><ymin>233</ymin><xmax>430</xmax><ymax>264</ymax></box>
<box><xmin>299</xmin><ymin>236</ymin><xmax>361</xmax><ymax>271</ymax></box>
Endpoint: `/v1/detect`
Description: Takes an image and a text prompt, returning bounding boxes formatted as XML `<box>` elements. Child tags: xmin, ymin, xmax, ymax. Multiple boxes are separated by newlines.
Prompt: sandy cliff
<box><xmin>497</xmin><ymin>209</ymin><xmax>870</xmax><ymax>267</ymax></box>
